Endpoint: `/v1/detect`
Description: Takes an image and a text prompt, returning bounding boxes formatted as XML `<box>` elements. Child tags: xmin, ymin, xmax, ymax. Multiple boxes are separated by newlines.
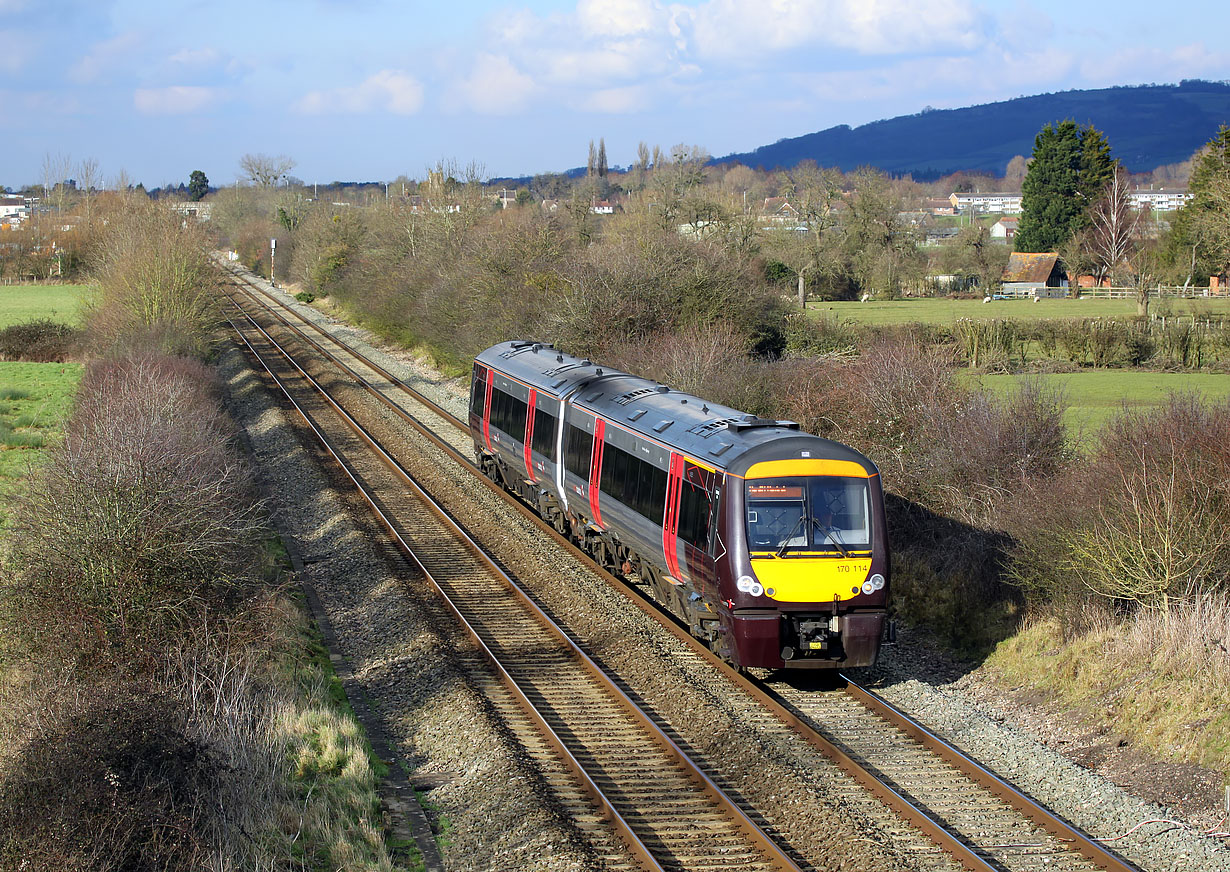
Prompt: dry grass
<box><xmin>985</xmin><ymin>593</ymin><xmax>1230</xmax><ymax>777</ymax></box>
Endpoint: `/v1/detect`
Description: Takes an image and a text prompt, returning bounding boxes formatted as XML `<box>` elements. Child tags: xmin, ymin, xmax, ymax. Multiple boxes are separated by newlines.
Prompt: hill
<box><xmin>716</xmin><ymin>80</ymin><xmax>1230</xmax><ymax>178</ymax></box>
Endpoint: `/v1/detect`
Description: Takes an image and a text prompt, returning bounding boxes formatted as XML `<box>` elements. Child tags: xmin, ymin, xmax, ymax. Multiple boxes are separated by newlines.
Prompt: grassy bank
<box><xmin>984</xmin><ymin>602</ymin><xmax>1230</xmax><ymax>779</ymax></box>
<box><xmin>0</xmin><ymin>285</ymin><xmax>91</xmax><ymax>328</ymax></box>
<box><xmin>811</xmin><ymin>296</ymin><xmax>1230</xmax><ymax>325</ymax></box>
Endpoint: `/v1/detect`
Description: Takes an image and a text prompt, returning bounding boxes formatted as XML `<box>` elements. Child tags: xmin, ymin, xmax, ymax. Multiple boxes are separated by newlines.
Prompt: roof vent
<box><xmin>655</xmin><ymin>385</ymin><xmax>669</xmax><ymax>394</ymax></box>
<box><xmin>728</xmin><ymin>416</ymin><xmax>801</xmax><ymax>433</ymax></box>
<box><xmin>614</xmin><ymin>387</ymin><xmax>656</xmax><ymax>406</ymax></box>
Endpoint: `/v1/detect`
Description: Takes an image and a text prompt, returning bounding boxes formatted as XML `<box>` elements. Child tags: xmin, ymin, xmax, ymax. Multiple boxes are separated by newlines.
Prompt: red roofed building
<box><xmin>1001</xmin><ymin>252</ymin><xmax>1069</xmax><ymax>297</ymax></box>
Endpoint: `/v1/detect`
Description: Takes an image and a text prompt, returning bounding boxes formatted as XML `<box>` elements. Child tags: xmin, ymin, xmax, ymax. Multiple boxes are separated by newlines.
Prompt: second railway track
<box><xmin>219</xmin><ymin>260</ymin><xmax>1147</xmax><ymax>872</ymax></box>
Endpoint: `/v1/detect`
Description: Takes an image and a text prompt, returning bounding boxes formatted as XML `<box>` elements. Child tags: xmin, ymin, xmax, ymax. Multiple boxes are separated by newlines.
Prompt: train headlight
<box><xmin>736</xmin><ymin>575</ymin><xmax>755</xmax><ymax>593</ymax></box>
<box><xmin>869</xmin><ymin>573</ymin><xmax>886</xmax><ymax>591</ymax></box>
<box><xmin>861</xmin><ymin>580</ymin><xmax>875</xmax><ymax>595</ymax></box>
<box><xmin>748</xmin><ymin>582</ymin><xmax>764</xmax><ymax>597</ymax></box>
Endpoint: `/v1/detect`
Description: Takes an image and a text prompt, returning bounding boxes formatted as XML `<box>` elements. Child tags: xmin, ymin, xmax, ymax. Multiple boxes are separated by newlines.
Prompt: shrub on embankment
<box><xmin>87</xmin><ymin>198</ymin><xmax>223</xmax><ymax>360</ymax></box>
<box><xmin>0</xmin><ymin>206</ymin><xmax>408</xmax><ymax>870</ymax></box>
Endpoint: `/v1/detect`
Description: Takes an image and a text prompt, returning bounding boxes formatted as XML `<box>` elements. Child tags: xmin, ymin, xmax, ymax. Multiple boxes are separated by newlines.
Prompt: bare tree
<box><xmin>1084</xmin><ymin>166</ymin><xmax>1144</xmax><ymax>289</ymax></box>
<box><xmin>78</xmin><ymin>157</ymin><xmax>101</xmax><ymax>227</ymax></box>
<box><xmin>239</xmin><ymin>153</ymin><xmax>296</xmax><ymax>188</ymax></box>
<box><xmin>41</xmin><ymin>151</ymin><xmax>73</xmax><ymax>215</ymax></box>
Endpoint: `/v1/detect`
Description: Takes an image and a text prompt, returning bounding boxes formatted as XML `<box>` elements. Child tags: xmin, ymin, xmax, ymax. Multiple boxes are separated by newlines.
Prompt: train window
<box><xmin>638</xmin><ymin>461</ymin><xmax>668</xmax><ymax>523</ymax></box>
<box><xmin>531</xmin><ymin>407</ymin><xmax>556</xmax><ymax>458</ymax></box>
<box><xmin>470</xmin><ymin>367</ymin><xmax>487</xmax><ymax>417</ymax></box>
<box><xmin>564</xmin><ymin>423</ymin><xmax>593</xmax><ymax>480</ymax></box>
<box><xmin>598</xmin><ymin>442</ymin><xmax>669</xmax><ymax>526</ymax></box>
<box><xmin>490</xmin><ymin>388</ymin><xmax>528</xmax><ymax>442</ymax></box>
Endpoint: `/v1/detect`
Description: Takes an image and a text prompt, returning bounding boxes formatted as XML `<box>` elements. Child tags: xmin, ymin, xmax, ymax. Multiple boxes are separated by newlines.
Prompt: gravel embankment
<box><xmin>227</xmin><ymin>273</ymin><xmax>1229</xmax><ymax>872</ymax></box>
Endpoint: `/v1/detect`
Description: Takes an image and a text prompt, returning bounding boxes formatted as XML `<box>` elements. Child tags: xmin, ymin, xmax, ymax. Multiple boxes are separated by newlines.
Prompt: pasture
<box><xmin>0</xmin><ymin>284</ymin><xmax>91</xmax><ymax>328</ymax></box>
<box><xmin>810</xmin><ymin>296</ymin><xmax>1230</xmax><ymax>325</ymax></box>
<box><xmin>972</xmin><ymin>370</ymin><xmax>1230</xmax><ymax>439</ymax></box>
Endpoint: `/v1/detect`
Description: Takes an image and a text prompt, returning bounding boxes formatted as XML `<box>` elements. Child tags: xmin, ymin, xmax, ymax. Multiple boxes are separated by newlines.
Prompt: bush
<box><xmin>0</xmin><ymin>319</ymin><xmax>81</xmax><ymax>362</ymax></box>
<box><xmin>87</xmin><ymin>200</ymin><xmax>223</xmax><ymax>360</ymax></box>
<box><xmin>1</xmin><ymin>355</ymin><xmax>264</xmax><ymax>668</ymax></box>
<box><xmin>294</xmin><ymin>290</ymin><xmax>316</xmax><ymax>304</ymax></box>
<box><xmin>1008</xmin><ymin>395</ymin><xmax>1230</xmax><ymax>614</ymax></box>
<box><xmin>0</xmin><ymin>681</ymin><xmax>221</xmax><ymax>871</ymax></box>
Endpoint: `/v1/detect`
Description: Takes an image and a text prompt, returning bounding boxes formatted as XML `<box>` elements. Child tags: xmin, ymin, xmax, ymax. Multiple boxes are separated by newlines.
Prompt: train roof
<box><xmin>475</xmin><ymin>341</ymin><xmax>877</xmax><ymax>477</ymax></box>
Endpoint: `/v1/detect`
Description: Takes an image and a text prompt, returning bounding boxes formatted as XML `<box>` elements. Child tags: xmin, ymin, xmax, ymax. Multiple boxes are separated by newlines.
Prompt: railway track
<box><xmin>225</xmin><ymin>288</ymin><xmax>804</xmax><ymax>871</ymax></box>
<box><xmin>218</xmin><ymin>260</ymin><xmax>1143</xmax><ymax>872</ymax></box>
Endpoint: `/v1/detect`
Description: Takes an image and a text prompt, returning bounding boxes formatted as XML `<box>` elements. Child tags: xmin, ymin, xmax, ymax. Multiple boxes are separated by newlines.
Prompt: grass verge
<box><xmin>983</xmin><ymin>597</ymin><xmax>1230</xmax><ymax>780</ymax></box>
<box><xmin>0</xmin><ymin>361</ymin><xmax>82</xmax><ymax>523</ymax></box>
<box><xmin>269</xmin><ymin>578</ymin><xmax>420</xmax><ymax>871</ymax></box>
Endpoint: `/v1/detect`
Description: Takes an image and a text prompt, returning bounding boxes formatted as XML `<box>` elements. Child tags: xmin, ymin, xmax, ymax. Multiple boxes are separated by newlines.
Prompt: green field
<box><xmin>0</xmin><ymin>284</ymin><xmax>92</xmax><ymax>328</ymax></box>
<box><xmin>972</xmin><ymin>371</ymin><xmax>1230</xmax><ymax>439</ymax></box>
<box><xmin>810</xmin><ymin>296</ymin><xmax>1230</xmax><ymax>325</ymax></box>
<box><xmin>0</xmin><ymin>361</ymin><xmax>81</xmax><ymax>478</ymax></box>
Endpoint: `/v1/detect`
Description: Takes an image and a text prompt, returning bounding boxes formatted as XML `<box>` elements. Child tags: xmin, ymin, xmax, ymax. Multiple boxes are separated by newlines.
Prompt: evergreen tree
<box><xmin>187</xmin><ymin>170</ymin><xmax>209</xmax><ymax>202</ymax></box>
<box><xmin>597</xmin><ymin>138</ymin><xmax>608</xmax><ymax>178</ymax></box>
<box><xmin>1015</xmin><ymin>121</ymin><xmax>1116</xmax><ymax>252</ymax></box>
<box><xmin>1171</xmin><ymin>125</ymin><xmax>1230</xmax><ymax>280</ymax></box>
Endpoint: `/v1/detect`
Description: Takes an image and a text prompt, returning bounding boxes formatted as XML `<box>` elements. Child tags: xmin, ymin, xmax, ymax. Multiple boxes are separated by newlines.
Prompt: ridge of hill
<box><xmin>716</xmin><ymin>80</ymin><xmax>1230</xmax><ymax>178</ymax></box>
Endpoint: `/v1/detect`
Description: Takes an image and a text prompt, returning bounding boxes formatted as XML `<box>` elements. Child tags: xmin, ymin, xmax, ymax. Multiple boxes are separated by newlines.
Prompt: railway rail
<box><xmin>218</xmin><ymin>260</ymin><xmax>1143</xmax><ymax>872</ymax></box>
<box><xmin>226</xmin><ymin>291</ymin><xmax>805</xmax><ymax>871</ymax></box>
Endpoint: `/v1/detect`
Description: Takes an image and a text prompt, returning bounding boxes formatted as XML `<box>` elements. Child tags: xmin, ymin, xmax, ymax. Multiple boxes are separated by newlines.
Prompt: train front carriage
<box><xmin>470</xmin><ymin>341</ymin><xmax>890</xmax><ymax>671</ymax></box>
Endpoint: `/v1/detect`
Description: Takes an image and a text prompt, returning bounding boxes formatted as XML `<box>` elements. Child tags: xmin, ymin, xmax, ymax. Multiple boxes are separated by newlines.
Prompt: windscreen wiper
<box><xmin>775</xmin><ymin>515</ymin><xmax>807</xmax><ymax>557</ymax></box>
<box><xmin>810</xmin><ymin>517</ymin><xmax>851</xmax><ymax>558</ymax></box>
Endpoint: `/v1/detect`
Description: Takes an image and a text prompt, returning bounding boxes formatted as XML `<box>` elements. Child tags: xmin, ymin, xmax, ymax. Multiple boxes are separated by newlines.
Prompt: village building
<box><xmin>1001</xmin><ymin>252</ymin><xmax>1068</xmax><ymax>297</ymax></box>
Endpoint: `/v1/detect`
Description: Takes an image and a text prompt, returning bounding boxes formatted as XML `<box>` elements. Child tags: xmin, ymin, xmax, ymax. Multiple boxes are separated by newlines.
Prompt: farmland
<box><xmin>0</xmin><ymin>283</ymin><xmax>91</xmax><ymax>328</ymax></box>
<box><xmin>972</xmin><ymin>370</ymin><xmax>1230</xmax><ymax>438</ymax></box>
<box><xmin>809</xmin><ymin>296</ymin><xmax>1230</xmax><ymax>325</ymax></box>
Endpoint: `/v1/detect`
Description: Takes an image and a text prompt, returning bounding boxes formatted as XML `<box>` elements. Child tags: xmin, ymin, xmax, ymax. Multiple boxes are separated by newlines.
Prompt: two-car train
<box><xmin>469</xmin><ymin>341</ymin><xmax>890</xmax><ymax>670</ymax></box>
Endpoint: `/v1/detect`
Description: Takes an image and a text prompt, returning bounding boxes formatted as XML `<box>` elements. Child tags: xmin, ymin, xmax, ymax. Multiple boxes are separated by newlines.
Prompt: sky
<box><xmin>3</xmin><ymin>0</ymin><xmax>1229</xmax><ymax>189</ymax></box>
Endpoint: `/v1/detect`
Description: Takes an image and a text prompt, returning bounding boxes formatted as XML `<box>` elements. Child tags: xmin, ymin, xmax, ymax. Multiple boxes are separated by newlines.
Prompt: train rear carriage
<box><xmin>470</xmin><ymin>341</ymin><xmax>889</xmax><ymax>670</ymax></box>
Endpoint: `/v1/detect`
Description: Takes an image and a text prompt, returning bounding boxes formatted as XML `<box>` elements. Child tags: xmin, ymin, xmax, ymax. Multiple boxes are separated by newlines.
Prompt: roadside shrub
<box><xmin>1</xmin><ymin>355</ymin><xmax>264</xmax><ymax>668</ymax></box>
<box><xmin>294</xmin><ymin>290</ymin><xmax>316</xmax><ymax>304</ymax></box>
<box><xmin>0</xmin><ymin>319</ymin><xmax>81</xmax><ymax>362</ymax></box>
<box><xmin>602</xmin><ymin>321</ymin><xmax>777</xmax><ymax>416</ymax></box>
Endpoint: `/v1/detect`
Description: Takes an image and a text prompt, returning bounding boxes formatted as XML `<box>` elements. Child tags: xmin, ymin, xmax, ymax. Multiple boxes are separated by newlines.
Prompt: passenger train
<box><xmin>469</xmin><ymin>341</ymin><xmax>890</xmax><ymax>670</ymax></box>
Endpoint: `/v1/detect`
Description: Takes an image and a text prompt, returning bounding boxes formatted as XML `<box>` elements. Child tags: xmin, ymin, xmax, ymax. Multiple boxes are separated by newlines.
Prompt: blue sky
<box><xmin>3</xmin><ymin>0</ymin><xmax>1228</xmax><ymax>188</ymax></box>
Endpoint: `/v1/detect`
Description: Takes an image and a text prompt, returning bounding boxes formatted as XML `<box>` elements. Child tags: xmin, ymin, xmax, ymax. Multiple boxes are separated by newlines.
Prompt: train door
<box><xmin>663</xmin><ymin>455</ymin><xmax>717</xmax><ymax>587</ymax></box>
<box><xmin>470</xmin><ymin>364</ymin><xmax>492</xmax><ymax>451</ymax></box>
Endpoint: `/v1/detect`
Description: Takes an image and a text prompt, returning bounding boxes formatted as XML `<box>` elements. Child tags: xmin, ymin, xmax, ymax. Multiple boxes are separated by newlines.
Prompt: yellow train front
<box><xmin>470</xmin><ymin>341</ymin><xmax>890</xmax><ymax>671</ymax></box>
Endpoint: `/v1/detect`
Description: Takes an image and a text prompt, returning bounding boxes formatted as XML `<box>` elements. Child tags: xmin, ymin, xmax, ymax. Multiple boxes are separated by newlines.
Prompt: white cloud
<box><xmin>296</xmin><ymin>69</ymin><xmax>425</xmax><ymax>115</ymax></box>
<box><xmin>168</xmin><ymin>47</ymin><xmax>224</xmax><ymax>68</ymax></box>
<box><xmin>70</xmin><ymin>31</ymin><xmax>143</xmax><ymax>83</ymax></box>
<box><xmin>583</xmin><ymin>84</ymin><xmax>650</xmax><ymax>113</ymax></box>
<box><xmin>452</xmin><ymin>54</ymin><xmax>536</xmax><ymax>114</ymax></box>
<box><xmin>577</xmin><ymin>0</ymin><xmax>663</xmax><ymax>38</ymax></box>
<box><xmin>680</xmin><ymin>0</ymin><xmax>990</xmax><ymax>58</ymax></box>
<box><xmin>133</xmin><ymin>86</ymin><xmax>219</xmax><ymax>115</ymax></box>
<box><xmin>1078</xmin><ymin>42</ymin><xmax>1229</xmax><ymax>87</ymax></box>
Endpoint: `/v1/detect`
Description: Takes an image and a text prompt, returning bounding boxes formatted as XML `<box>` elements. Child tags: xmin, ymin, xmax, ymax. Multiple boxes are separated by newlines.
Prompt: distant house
<box><xmin>761</xmin><ymin>197</ymin><xmax>801</xmax><ymax>223</ymax></box>
<box><xmin>590</xmin><ymin>199</ymin><xmax>616</xmax><ymax>215</ymax></box>
<box><xmin>1129</xmin><ymin>188</ymin><xmax>1191</xmax><ymax>212</ymax></box>
<box><xmin>949</xmin><ymin>192</ymin><xmax>1023</xmax><ymax>214</ymax></box>
<box><xmin>1001</xmin><ymin>252</ymin><xmax>1068</xmax><ymax>297</ymax></box>
<box><xmin>924</xmin><ymin>198</ymin><xmax>957</xmax><ymax>216</ymax></box>
<box><xmin>989</xmin><ymin>216</ymin><xmax>1019</xmax><ymax>241</ymax></box>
